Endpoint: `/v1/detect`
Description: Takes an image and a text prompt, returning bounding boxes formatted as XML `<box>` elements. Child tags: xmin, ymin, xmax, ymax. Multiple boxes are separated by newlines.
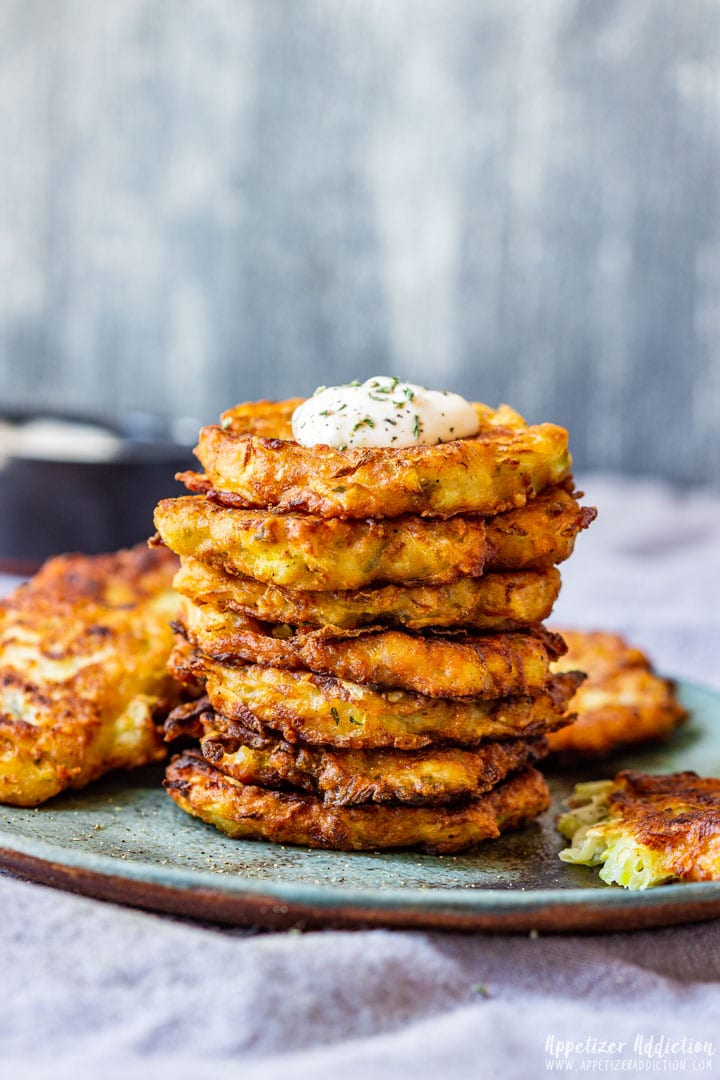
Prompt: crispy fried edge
<box><xmin>484</xmin><ymin>486</ymin><xmax>597</xmax><ymax>571</ymax></box>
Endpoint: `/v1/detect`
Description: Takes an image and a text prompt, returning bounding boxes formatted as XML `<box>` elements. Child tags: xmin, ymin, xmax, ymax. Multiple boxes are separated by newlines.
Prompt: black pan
<box><xmin>0</xmin><ymin>410</ymin><xmax>197</xmax><ymax>573</ymax></box>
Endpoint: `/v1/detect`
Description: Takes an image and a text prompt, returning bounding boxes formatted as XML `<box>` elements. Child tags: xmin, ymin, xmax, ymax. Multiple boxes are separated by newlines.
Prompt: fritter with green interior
<box><xmin>558</xmin><ymin>771</ymin><xmax>720</xmax><ymax>888</ymax></box>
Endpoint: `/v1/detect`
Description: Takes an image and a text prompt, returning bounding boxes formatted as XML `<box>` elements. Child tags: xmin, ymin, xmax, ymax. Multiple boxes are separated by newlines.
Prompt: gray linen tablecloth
<box><xmin>2</xmin><ymin>473</ymin><xmax>720</xmax><ymax>1080</ymax></box>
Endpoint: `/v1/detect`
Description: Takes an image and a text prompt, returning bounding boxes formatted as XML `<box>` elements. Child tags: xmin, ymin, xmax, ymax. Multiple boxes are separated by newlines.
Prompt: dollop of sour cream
<box><xmin>291</xmin><ymin>377</ymin><xmax>479</xmax><ymax>450</ymax></box>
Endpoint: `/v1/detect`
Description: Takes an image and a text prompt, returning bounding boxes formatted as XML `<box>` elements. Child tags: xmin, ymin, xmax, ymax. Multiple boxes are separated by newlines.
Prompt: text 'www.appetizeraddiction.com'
<box><xmin>544</xmin><ymin>1034</ymin><xmax>717</xmax><ymax>1072</ymax></box>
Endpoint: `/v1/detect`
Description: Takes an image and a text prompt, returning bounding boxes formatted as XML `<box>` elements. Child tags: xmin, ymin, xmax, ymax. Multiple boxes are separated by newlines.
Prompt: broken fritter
<box><xmin>0</xmin><ymin>545</ymin><xmax>181</xmax><ymax>806</ymax></box>
<box><xmin>547</xmin><ymin>629</ymin><xmax>687</xmax><ymax>756</ymax></box>
<box><xmin>558</xmin><ymin>771</ymin><xmax>720</xmax><ymax>888</ymax></box>
<box><xmin>165</xmin><ymin>750</ymin><xmax>551</xmax><ymax>853</ymax></box>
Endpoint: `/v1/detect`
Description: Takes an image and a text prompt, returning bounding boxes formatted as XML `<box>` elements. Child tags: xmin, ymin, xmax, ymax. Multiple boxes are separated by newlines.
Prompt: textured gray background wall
<box><xmin>0</xmin><ymin>0</ymin><xmax>719</xmax><ymax>483</ymax></box>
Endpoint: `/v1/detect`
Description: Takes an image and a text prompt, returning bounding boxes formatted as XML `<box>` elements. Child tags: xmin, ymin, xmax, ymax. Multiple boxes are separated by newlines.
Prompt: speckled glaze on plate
<box><xmin>1</xmin><ymin>681</ymin><xmax>719</xmax><ymax>933</ymax></box>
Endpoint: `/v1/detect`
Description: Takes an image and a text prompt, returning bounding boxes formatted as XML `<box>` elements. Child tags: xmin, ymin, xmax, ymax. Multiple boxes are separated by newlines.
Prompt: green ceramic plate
<box><xmin>1</xmin><ymin>680</ymin><xmax>719</xmax><ymax>933</ymax></box>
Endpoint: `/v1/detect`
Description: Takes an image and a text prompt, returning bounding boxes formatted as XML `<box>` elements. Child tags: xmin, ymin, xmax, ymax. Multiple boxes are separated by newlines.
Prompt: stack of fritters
<box><xmin>153</xmin><ymin>399</ymin><xmax>595</xmax><ymax>853</ymax></box>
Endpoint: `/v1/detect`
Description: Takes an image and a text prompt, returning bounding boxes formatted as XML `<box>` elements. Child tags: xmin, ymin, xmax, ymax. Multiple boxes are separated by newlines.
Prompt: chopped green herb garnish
<box><xmin>352</xmin><ymin>417</ymin><xmax>375</xmax><ymax>432</ymax></box>
<box><xmin>221</xmin><ymin>416</ymin><xmax>232</xmax><ymax>430</ymax></box>
<box><xmin>368</xmin><ymin>376</ymin><xmax>400</xmax><ymax>395</ymax></box>
<box><xmin>347</xmin><ymin>714</ymin><xmax>361</xmax><ymax>726</ymax></box>
<box><xmin>404</xmin><ymin>387</ymin><xmax>415</xmax><ymax>401</ymax></box>
<box><xmin>413</xmin><ymin>414</ymin><xmax>421</xmax><ymax>439</ymax></box>
<box><xmin>319</xmin><ymin>410</ymin><xmax>331</xmax><ymax>417</ymax></box>
<box><xmin>330</xmin><ymin>707</ymin><xmax>341</xmax><ymax>726</ymax></box>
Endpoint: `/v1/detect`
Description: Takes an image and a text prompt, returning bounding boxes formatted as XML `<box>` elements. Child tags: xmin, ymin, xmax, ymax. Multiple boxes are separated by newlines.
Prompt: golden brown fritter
<box><xmin>484</xmin><ymin>486</ymin><xmax>597</xmax><ymax>571</ymax></box>
<box><xmin>165</xmin><ymin>751</ymin><xmax>551</xmax><ymax>853</ymax></box>
<box><xmin>169</xmin><ymin>641</ymin><xmax>580</xmax><ymax>748</ymax></box>
<box><xmin>174</xmin><ymin>557</ymin><xmax>562</xmax><ymax>632</ymax></box>
<box><xmin>547</xmin><ymin>629</ymin><xmax>687</xmax><ymax>756</ymax></box>
<box><xmin>558</xmin><ymin>771</ymin><xmax>720</xmax><ymax>887</ymax></box>
<box><xmin>179</xmin><ymin>399</ymin><xmax>571</xmax><ymax>519</ymax></box>
<box><xmin>176</xmin><ymin>596</ymin><xmax>566</xmax><ymax>698</ymax></box>
<box><xmin>154</xmin><ymin>485</ymin><xmax>594</xmax><ymax>591</ymax></box>
<box><xmin>165</xmin><ymin>697</ymin><xmax>545</xmax><ymax>805</ymax></box>
<box><xmin>153</xmin><ymin>496</ymin><xmax>489</xmax><ymax>590</ymax></box>
<box><xmin>0</xmin><ymin>545</ymin><xmax>181</xmax><ymax>807</ymax></box>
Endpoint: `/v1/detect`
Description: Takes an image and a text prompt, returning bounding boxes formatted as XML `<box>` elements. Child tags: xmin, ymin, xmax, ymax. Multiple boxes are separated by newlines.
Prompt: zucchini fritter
<box><xmin>181</xmin><ymin>399</ymin><xmax>571</xmax><ymax>519</ymax></box>
<box><xmin>165</xmin><ymin>751</ymin><xmax>551</xmax><ymax>852</ymax></box>
<box><xmin>165</xmin><ymin>697</ymin><xmax>545</xmax><ymax>805</ymax></box>
<box><xmin>176</xmin><ymin>597</ymin><xmax>566</xmax><ymax>698</ymax></box>
<box><xmin>169</xmin><ymin>641</ymin><xmax>580</xmax><ymax>748</ymax></box>
<box><xmin>0</xmin><ymin>545</ymin><xmax>180</xmax><ymax>806</ymax></box>
<box><xmin>558</xmin><ymin>771</ymin><xmax>720</xmax><ymax>888</ymax></box>
<box><xmin>174</xmin><ymin>558</ymin><xmax>561</xmax><ymax>631</ymax></box>
<box><xmin>154</xmin><ymin>486</ymin><xmax>594</xmax><ymax>591</ymax></box>
<box><xmin>547</xmin><ymin>629</ymin><xmax>687</xmax><ymax>756</ymax></box>
<box><xmin>154</xmin><ymin>496</ymin><xmax>488</xmax><ymax>590</ymax></box>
